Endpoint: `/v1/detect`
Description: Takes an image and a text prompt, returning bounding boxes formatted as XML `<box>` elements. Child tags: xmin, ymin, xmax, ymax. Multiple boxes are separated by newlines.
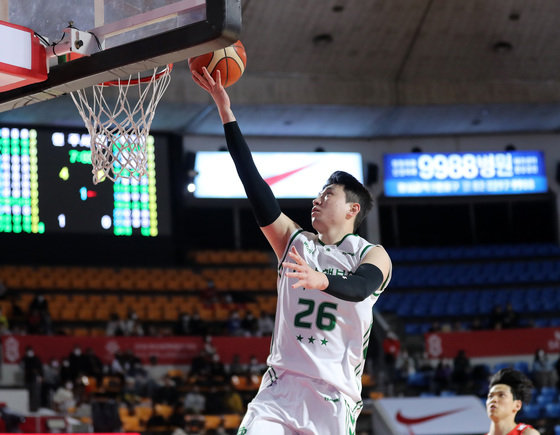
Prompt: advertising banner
<box><xmin>376</xmin><ymin>396</ymin><xmax>488</xmax><ymax>435</ymax></box>
<box><xmin>2</xmin><ymin>335</ymin><xmax>270</xmax><ymax>365</ymax></box>
<box><xmin>425</xmin><ymin>328</ymin><xmax>560</xmax><ymax>359</ymax></box>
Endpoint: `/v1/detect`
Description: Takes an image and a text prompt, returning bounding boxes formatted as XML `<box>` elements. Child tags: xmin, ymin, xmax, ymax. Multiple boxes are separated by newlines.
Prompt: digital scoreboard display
<box><xmin>0</xmin><ymin>126</ymin><xmax>172</xmax><ymax>236</ymax></box>
<box><xmin>383</xmin><ymin>151</ymin><xmax>547</xmax><ymax>197</ymax></box>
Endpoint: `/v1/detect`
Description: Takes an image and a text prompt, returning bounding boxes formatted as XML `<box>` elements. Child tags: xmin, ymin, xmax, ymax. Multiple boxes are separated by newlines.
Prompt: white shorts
<box><xmin>237</xmin><ymin>368</ymin><xmax>363</xmax><ymax>435</ymax></box>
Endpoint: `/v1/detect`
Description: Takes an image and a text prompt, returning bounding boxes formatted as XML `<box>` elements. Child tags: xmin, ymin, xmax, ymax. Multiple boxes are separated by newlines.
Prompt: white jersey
<box><xmin>266</xmin><ymin>229</ymin><xmax>391</xmax><ymax>402</ymax></box>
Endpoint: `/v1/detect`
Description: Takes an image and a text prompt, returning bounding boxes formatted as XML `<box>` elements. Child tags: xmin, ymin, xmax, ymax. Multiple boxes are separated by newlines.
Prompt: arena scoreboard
<box><xmin>0</xmin><ymin>126</ymin><xmax>172</xmax><ymax>236</ymax></box>
<box><xmin>384</xmin><ymin>151</ymin><xmax>547</xmax><ymax>197</ymax></box>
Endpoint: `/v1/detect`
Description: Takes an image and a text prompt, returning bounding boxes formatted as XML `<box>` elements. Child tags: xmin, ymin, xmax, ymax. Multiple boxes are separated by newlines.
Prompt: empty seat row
<box><xmin>5</xmin><ymin>293</ymin><xmax>278</xmax><ymax>323</ymax></box>
<box><xmin>388</xmin><ymin>243</ymin><xmax>560</xmax><ymax>263</ymax></box>
<box><xmin>0</xmin><ymin>264</ymin><xmax>278</xmax><ymax>292</ymax></box>
<box><xmin>391</xmin><ymin>259</ymin><xmax>560</xmax><ymax>288</ymax></box>
<box><xmin>191</xmin><ymin>249</ymin><xmax>272</xmax><ymax>265</ymax></box>
<box><xmin>377</xmin><ymin>287</ymin><xmax>560</xmax><ymax>319</ymax></box>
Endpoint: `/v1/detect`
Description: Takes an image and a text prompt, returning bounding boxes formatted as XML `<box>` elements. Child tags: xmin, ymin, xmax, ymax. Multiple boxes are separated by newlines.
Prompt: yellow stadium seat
<box><xmin>223</xmin><ymin>414</ymin><xmax>242</xmax><ymax>429</ymax></box>
<box><xmin>121</xmin><ymin>415</ymin><xmax>144</xmax><ymax>432</ymax></box>
<box><xmin>204</xmin><ymin>415</ymin><xmax>221</xmax><ymax>430</ymax></box>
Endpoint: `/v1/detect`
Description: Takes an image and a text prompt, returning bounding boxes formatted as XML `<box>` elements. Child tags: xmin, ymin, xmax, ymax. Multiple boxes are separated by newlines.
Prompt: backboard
<box><xmin>0</xmin><ymin>0</ymin><xmax>241</xmax><ymax>113</ymax></box>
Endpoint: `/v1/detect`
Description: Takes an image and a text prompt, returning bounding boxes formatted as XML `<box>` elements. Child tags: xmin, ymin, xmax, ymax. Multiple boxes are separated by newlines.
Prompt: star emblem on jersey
<box><xmin>295</xmin><ymin>335</ymin><xmax>330</xmax><ymax>346</ymax></box>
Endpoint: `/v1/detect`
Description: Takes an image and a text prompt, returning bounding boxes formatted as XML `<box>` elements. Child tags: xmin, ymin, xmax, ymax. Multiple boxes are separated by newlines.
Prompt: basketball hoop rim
<box><xmin>99</xmin><ymin>63</ymin><xmax>173</xmax><ymax>87</ymax></box>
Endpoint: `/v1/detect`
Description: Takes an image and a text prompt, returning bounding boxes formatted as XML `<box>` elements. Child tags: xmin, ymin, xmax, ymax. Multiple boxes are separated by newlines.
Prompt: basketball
<box><xmin>188</xmin><ymin>40</ymin><xmax>247</xmax><ymax>88</ymax></box>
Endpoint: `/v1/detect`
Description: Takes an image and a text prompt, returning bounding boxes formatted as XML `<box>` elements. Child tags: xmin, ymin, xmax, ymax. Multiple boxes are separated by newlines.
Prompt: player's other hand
<box><xmin>283</xmin><ymin>246</ymin><xmax>329</xmax><ymax>291</ymax></box>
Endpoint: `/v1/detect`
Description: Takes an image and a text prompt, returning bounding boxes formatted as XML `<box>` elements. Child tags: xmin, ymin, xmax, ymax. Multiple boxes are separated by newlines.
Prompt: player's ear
<box><xmin>347</xmin><ymin>202</ymin><xmax>360</xmax><ymax>217</ymax></box>
<box><xmin>513</xmin><ymin>400</ymin><xmax>522</xmax><ymax>413</ymax></box>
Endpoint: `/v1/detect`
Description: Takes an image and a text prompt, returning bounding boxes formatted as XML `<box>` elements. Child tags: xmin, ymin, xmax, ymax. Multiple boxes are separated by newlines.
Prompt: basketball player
<box><xmin>192</xmin><ymin>67</ymin><xmax>391</xmax><ymax>434</ymax></box>
<box><xmin>486</xmin><ymin>368</ymin><xmax>539</xmax><ymax>435</ymax></box>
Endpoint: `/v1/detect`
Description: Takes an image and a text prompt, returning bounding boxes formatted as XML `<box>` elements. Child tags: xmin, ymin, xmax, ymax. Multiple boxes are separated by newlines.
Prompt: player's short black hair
<box><xmin>489</xmin><ymin>368</ymin><xmax>534</xmax><ymax>403</ymax></box>
<box><xmin>324</xmin><ymin>171</ymin><xmax>373</xmax><ymax>232</ymax></box>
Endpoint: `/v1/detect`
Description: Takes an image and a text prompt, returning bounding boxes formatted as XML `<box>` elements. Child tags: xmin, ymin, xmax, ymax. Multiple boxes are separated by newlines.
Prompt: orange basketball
<box><xmin>188</xmin><ymin>40</ymin><xmax>247</xmax><ymax>88</ymax></box>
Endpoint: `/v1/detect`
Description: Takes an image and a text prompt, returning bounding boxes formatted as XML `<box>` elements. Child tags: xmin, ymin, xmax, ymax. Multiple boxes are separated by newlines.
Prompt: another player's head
<box><xmin>321</xmin><ymin>171</ymin><xmax>373</xmax><ymax>232</ymax></box>
<box><xmin>486</xmin><ymin>368</ymin><xmax>533</xmax><ymax>421</ymax></box>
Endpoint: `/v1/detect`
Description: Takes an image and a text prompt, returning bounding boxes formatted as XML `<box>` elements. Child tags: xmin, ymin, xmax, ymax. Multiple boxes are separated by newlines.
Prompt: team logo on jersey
<box><xmin>322</xmin><ymin>267</ymin><xmax>350</xmax><ymax>276</ymax></box>
<box><xmin>322</xmin><ymin>394</ymin><xmax>340</xmax><ymax>403</ymax></box>
<box><xmin>237</xmin><ymin>427</ymin><xmax>247</xmax><ymax>435</ymax></box>
<box><xmin>303</xmin><ymin>241</ymin><xmax>315</xmax><ymax>254</ymax></box>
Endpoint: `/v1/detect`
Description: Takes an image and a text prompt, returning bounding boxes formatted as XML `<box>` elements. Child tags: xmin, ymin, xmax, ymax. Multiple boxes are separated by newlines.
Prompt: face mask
<box><xmin>27</xmin><ymin>351</ymin><xmax>34</xmax><ymax>357</ymax></box>
<box><xmin>74</xmin><ymin>349</ymin><xmax>81</xmax><ymax>356</ymax></box>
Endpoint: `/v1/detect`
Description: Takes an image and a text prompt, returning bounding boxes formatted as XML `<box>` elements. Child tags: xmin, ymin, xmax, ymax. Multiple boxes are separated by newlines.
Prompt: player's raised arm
<box><xmin>191</xmin><ymin>68</ymin><xmax>299</xmax><ymax>258</ymax></box>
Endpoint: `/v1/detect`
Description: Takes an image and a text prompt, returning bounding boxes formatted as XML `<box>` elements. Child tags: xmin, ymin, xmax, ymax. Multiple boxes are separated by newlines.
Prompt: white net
<box><xmin>70</xmin><ymin>65</ymin><xmax>172</xmax><ymax>184</ymax></box>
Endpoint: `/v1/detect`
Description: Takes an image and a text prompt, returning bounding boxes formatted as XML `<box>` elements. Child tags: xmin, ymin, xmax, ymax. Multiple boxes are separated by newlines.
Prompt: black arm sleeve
<box><xmin>323</xmin><ymin>263</ymin><xmax>384</xmax><ymax>302</ymax></box>
<box><xmin>224</xmin><ymin>121</ymin><xmax>282</xmax><ymax>227</ymax></box>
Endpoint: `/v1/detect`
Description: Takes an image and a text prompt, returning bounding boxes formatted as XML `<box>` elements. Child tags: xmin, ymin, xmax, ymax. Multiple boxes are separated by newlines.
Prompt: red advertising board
<box><xmin>425</xmin><ymin>327</ymin><xmax>560</xmax><ymax>359</ymax></box>
<box><xmin>2</xmin><ymin>335</ymin><xmax>271</xmax><ymax>365</ymax></box>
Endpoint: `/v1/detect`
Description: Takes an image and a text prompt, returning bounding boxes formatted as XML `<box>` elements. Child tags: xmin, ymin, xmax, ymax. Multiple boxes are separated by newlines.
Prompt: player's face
<box><xmin>486</xmin><ymin>384</ymin><xmax>521</xmax><ymax>421</ymax></box>
<box><xmin>311</xmin><ymin>184</ymin><xmax>353</xmax><ymax>231</ymax></box>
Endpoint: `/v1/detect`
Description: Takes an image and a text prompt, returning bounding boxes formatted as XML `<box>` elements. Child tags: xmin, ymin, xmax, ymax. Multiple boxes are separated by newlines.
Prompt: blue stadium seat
<box><xmin>554</xmin><ymin>424</ymin><xmax>560</xmax><ymax>435</ymax></box>
<box><xmin>544</xmin><ymin>403</ymin><xmax>560</xmax><ymax>419</ymax></box>
<box><xmin>529</xmin><ymin>388</ymin><xmax>539</xmax><ymax>403</ymax></box>
<box><xmin>404</xmin><ymin>323</ymin><xmax>420</xmax><ymax>335</ymax></box>
<box><xmin>493</xmin><ymin>362</ymin><xmax>512</xmax><ymax>372</ymax></box>
<box><xmin>407</xmin><ymin>372</ymin><xmax>429</xmax><ymax>388</ymax></box>
<box><xmin>429</xmin><ymin>302</ymin><xmax>446</xmax><ymax>317</ymax></box>
<box><xmin>411</xmin><ymin>304</ymin><xmax>429</xmax><ymax>317</ymax></box>
<box><xmin>445</xmin><ymin>303</ymin><xmax>461</xmax><ymax>316</ymax></box>
<box><xmin>419</xmin><ymin>323</ymin><xmax>433</xmax><ymax>334</ymax></box>
<box><xmin>533</xmin><ymin>318</ymin><xmax>549</xmax><ymax>327</ymax></box>
<box><xmin>396</xmin><ymin>302</ymin><xmax>414</xmax><ymax>317</ymax></box>
<box><xmin>536</xmin><ymin>395</ymin><xmax>554</xmax><ymax>407</ymax></box>
<box><xmin>460</xmin><ymin>298</ymin><xmax>478</xmax><ymax>315</ymax></box>
<box><xmin>513</xmin><ymin>361</ymin><xmax>530</xmax><ymax>375</ymax></box>
<box><xmin>549</xmin><ymin>318</ymin><xmax>560</xmax><ymax>327</ymax></box>
<box><xmin>520</xmin><ymin>403</ymin><xmax>542</xmax><ymax>419</ymax></box>
<box><xmin>540</xmin><ymin>386</ymin><xmax>558</xmax><ymax>400</ymax></box>
<box><xmin>510</xmin><ymin>299</ymin><xmax>524</xmax><ymax>311</ymax></box>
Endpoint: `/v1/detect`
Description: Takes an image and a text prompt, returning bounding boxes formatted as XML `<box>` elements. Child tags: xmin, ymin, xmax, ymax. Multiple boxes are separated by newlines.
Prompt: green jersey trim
<box><xmin>317</xmin><ymin>233</ymin><xmax>358</xmax><ymax>247</ymax></box>
<box><xmin>380</xmin><ymin>269</ymin><xmax>391</xmax><ymax>291</ymax></box>
<box><xmin>359</xmin><ymin>244</ymin><xmax>373</xmax><ymax>259</ymax></box>
<box><xmin>278</xmin><ymin>229</ymin><xmax>304</xmax><ymax>273</ymax></box>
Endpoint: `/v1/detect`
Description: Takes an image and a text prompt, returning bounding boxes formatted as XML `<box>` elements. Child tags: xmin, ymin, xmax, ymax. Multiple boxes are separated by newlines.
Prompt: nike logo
<box><xmin>395</xmin><ymin>407</ymin><xmax>467</xmax><ymax>425</ymax></box>
<box><xmin>264</xmin><ymin>164</ymin><xmax>313</xmax><ymax>185</ymax></box>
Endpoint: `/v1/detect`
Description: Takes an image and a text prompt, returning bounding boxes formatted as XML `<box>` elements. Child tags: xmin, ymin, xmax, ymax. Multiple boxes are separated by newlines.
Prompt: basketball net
<box><xmin>70</xmin><ymin>64</ymin><xmax>172</xmax><ymax>184</ymax></box>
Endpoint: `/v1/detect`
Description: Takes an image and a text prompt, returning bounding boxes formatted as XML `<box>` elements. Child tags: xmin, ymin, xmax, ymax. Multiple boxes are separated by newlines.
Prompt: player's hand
<box><xmin>192</xmin><ymin>67</ymin><xmax>230</xmax><ymax>107</ymax></box>
<box><xmin>282</xmin><ymin>246</ymin><xmax>329</xmax><ymax>290</ymax></box>
<box><xmin>192</xmin><ymin>67</ymin><xmax>234</xmax><ymax>123</ymax></box>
